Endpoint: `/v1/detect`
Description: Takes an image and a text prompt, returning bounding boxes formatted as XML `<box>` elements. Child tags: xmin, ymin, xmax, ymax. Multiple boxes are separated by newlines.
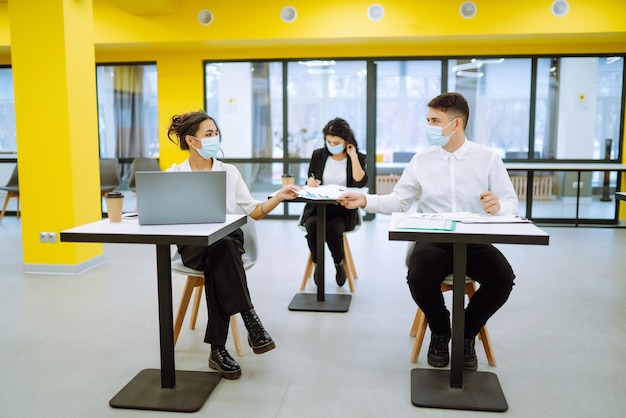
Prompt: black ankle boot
<box><xmin>209</xmin><ymin>345</ymin><xmax>241</xmax><ymax>380</ymax></box>
<box><xmin>241</xmin><ymin>309</ymin><xmax>276</xmax><ymax>354</ymax></box>
<box><xmin>464</xmin><ymin>337</ymin><xmax>478</xmax><ymax>371</ymax></box>
<box><xmin>335</xmin><ymin>261</ymin><xmax>346</xmax><ymax>287</ymax></box>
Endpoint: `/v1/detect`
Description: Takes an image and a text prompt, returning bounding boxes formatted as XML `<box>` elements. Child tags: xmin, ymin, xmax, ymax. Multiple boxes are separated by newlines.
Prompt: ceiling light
<box><xmin>473</xmin><ymin>58</ymin><xmax>504</xmax><ymax>65</ymax></box>
<box><xmin>198</xmin><ymin>9</ymin><xmax>213</xmax><ymax>26</ymax></box>
<box><xmin>281</xmin><ymin>6</ymin><xmax>297</xmax><ymax>23</ymax></box>
<box><xmin>307</xmin><ymin>69</ymin><xmax>335</xmax><ymax>75</ymax></box>
<box><xmin>456</xmin><ymin>70</ymin><xmax>484</xmax><ymax>78</ymax></box>
<box><xmin>606</xmin><ymin>57</ymin><xmax>621</xmax><ymax>64</ymax></box>
<box><xmin>551</xmin><ymin>0</ymin><xmax>569</xmax><ymax>17</ymax></box>
<box><xmin>367</xmin><ymin>4</ymin><xmax>384</xmax><ymax>21</ymax></box>
<box><xmin>459</xmin><ymin>2</ymin><xmax>477</xmax><ymax>19</ymax></box>
<box><xmin>451</xmin><ymin>62</ymin><xmax>483</xmax><ymax>72</ymax></box>
<box><xmin>298</xmin><ymin>60</ymin><xmax>336</xmax><ymax>67</ymax></box>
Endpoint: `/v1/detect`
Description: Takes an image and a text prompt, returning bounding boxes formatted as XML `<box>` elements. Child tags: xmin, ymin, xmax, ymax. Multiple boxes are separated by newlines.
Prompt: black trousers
<box><xmin>406</xmin><ymin>242</ymin><xmax>515</xmax><ymax>338</ymax></box>
<box><xmin>304</xmin><ymin>204</ymin><xmax>347</xmax><ymax>264</ymax></box>
<box><xmin>177</xmin><ymin>228</ymin><xmax>253</xmax><ymax>345</ymax></box>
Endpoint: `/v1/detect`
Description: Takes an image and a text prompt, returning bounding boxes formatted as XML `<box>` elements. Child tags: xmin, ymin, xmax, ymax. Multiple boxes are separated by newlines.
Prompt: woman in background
<box><xmin>300</xmin><ymin>117</ymin><xmax>368</xmax><ymax>286</ymax></box>
<box><xmin>167</xmin><ymin>110</ymin><xmax>298</xmax><ymax>380</ymax></box>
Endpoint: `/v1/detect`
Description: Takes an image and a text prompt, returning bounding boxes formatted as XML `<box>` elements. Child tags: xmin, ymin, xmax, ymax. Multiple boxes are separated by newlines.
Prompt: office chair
<box><xmin>0</xmin><ymin>165</ymin><xmax>19</xmax><ymax>222</ymax></box>
<box><xmin>128</xmin><ymin>158</ymin><xmax>161</xmax><ymax>192</ymax></box>
<box><xmin>298</xmin><ymin>209</ymin><xmax>361</xmax><ymax>292</ymax></box>
<box><xmin>99</xmin><ymin>158</ymin><xmax>121</xmax><ymax>197</ymax></box>
<box><xmin>405</xmin><ymin>243</ymin><xmax>496</xmax><ymax>366</ymax></box>
<box><xmin>171</xmin><ymin>219</ymin><xmax>258</xmax><ymax>356</ymax></box>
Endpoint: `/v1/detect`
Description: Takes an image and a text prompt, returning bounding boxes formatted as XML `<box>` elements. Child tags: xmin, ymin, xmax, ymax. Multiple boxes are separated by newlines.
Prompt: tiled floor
<box><xmin>1</xmin><ymin>213</ymin><xmax>626</xmax><ymax>417</ymax></box>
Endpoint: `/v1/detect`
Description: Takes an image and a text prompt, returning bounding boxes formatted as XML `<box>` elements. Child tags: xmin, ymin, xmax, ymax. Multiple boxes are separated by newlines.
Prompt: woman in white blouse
<box><xmin>167</xmin><ymin>111</ymin><xmax>298</xmax><ymax>380</ymax></box>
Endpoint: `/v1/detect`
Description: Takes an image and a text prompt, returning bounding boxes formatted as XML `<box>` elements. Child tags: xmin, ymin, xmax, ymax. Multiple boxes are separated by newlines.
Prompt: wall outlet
<box><xmin>39</xmin><ymin>232</ymin><xmax>57</xmax><ymax>243</ymax></box>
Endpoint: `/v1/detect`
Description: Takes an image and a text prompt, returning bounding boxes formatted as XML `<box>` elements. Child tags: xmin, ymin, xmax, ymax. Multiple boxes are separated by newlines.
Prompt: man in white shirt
<box><xmin>339</xmin><ymin>92</ymin><xmax>518</xmax><ymax>371</ymax></box>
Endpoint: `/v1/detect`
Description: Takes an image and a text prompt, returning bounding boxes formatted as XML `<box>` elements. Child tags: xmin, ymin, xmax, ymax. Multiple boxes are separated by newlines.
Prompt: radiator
<box><xmin>509</xmin><ymin>175</ymin><xmax>552</xmax><ymax>201</ymax></box>
<box><xmin>376</xmin><ymin>175</ymin><xmax>400</xmax><ymax>195</ymax></box>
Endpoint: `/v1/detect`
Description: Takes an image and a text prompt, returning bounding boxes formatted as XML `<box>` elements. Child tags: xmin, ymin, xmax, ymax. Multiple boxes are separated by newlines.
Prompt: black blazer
<box><xmin>300</xmin><ymin>147</ymin><xmax>368</xmax><ymax>232</ymax></box>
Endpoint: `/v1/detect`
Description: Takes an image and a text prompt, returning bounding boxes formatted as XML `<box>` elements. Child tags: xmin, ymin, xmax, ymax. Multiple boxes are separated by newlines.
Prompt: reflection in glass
<box><xmin>376</xmin><ymin>60</ymin><xmax>441</xmax><ymax>162</ymax></box>
<box><xmin>0</xmin><ymin>67</ymin><xmax>16</xmax><ymax>153</ymax></box>
<box><xmin>287</xmin><ymin>60</ymin><xmax>367</xmax><ymax>158</ymax></box>
<box><xmin>448</xmin><ymin>58</ymin><xmax>532</xmax><ymax>158</ymax></box>
<box><xmin>96</xmin><ymin>64</ymin><xmax>159</xmax><ymax>181</ymax></box>
<box><xmin>535</xmin><ymin>57</ymin><xmax>624</xmax><ymax>162</ymax></box>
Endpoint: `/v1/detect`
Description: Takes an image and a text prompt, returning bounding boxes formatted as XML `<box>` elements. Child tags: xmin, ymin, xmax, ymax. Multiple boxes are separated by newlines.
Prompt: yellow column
<box><xmin>157</xmin><ymin>53</ymin><xmax>205</xmax><ymax>169</ymax></box>
<box><xmin>9</xmin><ymin>0</ymin><xmax>102</xmax><ymax>272</ymax></box>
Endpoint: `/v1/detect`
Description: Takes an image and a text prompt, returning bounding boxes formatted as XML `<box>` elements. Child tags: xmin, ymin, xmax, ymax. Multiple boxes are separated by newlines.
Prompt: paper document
<box><xmin>408</xmin><ymin>212</ymin><xmax>530</xmax><ymax>224</ymax></box>
<box><xmin>296</xmin><ymin>184</ymin><xmax>368</xmax><ymax>201</ymax></box>
<box><xmin>459</xmin><ymin>215</ymin><xmax>530</xmax><ymax>224</ymax></box>
<box><xmin>395</xmin><ymin>216</ymin><xmax>457</xmax><ymax>231</ymax></box>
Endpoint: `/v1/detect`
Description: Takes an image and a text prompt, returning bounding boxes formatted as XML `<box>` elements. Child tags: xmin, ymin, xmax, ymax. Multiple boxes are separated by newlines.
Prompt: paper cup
<box><xmin>105</xmin><ymin>192</ymin><xmax>124</xmax><ymax>222</ymax></box>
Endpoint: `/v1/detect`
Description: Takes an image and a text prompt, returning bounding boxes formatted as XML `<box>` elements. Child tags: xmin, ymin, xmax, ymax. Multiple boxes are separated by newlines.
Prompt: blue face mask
<box><xmin>326</xmin><ymin>142</ymin><xmax>345</xmax><ymax>155</ymax></box>
<box><xmin>192</xmin><ymin>136</ymin><xmax>220</xmax><ymax>160</ymax></box>
<box><xmin>426</xmin><ymin>119</ymin><xmax>457</xmax><ymax>147</ymax></box>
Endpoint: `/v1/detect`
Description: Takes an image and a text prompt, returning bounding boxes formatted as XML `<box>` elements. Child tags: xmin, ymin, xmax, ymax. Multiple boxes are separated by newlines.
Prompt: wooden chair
<box><xmin>299</xmin><ymin>210</ymin><xmax>361</xmax><ymax>292</ymax></box>
<box><xmin>409</xmin><ymin>275</ymin><xmax>497</xmax><ymax>366</ymax></box>
<box><xmin>0</xmin><ymin>165</ymin><xmax>19</xmax><ymax>222</ymax></box>
<box><xmin>171</xmin><ymin>219</ymin><xmax>258</xmax><ymax>356</ymax></box>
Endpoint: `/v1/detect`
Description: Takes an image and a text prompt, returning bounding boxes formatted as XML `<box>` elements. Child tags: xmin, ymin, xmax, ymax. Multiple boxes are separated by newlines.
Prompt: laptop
<box><xmin>135</xmin><ymin>171</ymin><xmax>227</xmax><ymax>225</ymax></box>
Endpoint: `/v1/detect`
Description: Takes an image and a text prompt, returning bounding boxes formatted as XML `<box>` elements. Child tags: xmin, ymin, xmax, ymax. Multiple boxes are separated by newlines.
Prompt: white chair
<box><xmin>171</xmin><ymin>219</ymin><xmax>258</xmax><ymax>356</ymax></box>
<box><xmin>405</xmin><ymin>243</ymin><xmax>496</xmax><ymax>366</ymax></box>
<box><xmin>299</xmin><ymin>209</ymin><xmax>362</xmax><ymax>292</ymax></box>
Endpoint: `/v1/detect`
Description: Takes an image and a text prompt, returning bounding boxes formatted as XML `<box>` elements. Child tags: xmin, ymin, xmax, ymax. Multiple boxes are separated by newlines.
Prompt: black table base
<box><xmin>411</xmin><ymin>368</ymin><xmax>508</xmax><ymax>412</ymax></box>
<box><xmin>288</xmin><ymin>293</ymin><xmax>351</xmax><ymax>312</ymax></box>
<box><xmin>109</xmin><ymin>369</ymin><xmax>222</xmax><ymax>412</ymax></box>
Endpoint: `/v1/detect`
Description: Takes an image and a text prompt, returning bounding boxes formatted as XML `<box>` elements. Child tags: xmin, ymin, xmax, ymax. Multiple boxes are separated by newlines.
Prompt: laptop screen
<box><xmin>135</xmin><ymin>171</ymin><xmax>227</xmax><ymax>225</ymax></box>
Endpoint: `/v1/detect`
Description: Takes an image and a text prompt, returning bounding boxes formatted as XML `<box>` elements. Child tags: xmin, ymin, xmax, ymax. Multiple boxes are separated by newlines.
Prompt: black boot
<box><xmin>209</xmin><ymin>345</ymin><xmax>241</xmax><ymax>380</ymax></box>
<box><xmin>427</xmin><ymin>330</ymin><xmax>451</xmax><ymax>368</ymax></box>
<box><xmin>335</xmin><ymin>261</ymin><xmax>346</xmax><ymax>287</ymax></box>
<box><xmin>241</xmin><ymin>309</ymin><xmax>276</xmax><ymax>354</ymax></box>
<box><xmin>464</xmin><ymin>337</ymin><xmax>478</xmax><ymax>371</ymax></box>
<box><xmin>313</xmin><ymin>263</ymin><xmax>319</xmax><ymax>286</ymax></box>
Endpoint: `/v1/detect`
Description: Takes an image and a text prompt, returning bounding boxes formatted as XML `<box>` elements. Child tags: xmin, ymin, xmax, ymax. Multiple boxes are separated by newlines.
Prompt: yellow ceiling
<box><xmin>99</xmin><ymin>0</ymin><xmax>176</xmax><ymax>15</ymax></box>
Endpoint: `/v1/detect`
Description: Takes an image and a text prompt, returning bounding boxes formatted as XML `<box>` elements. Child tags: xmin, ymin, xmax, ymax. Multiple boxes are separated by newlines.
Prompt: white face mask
<box><xmin>191</xmin><ymin>136</ymin><xmax>220</xmax><ymax>159</ymax></box>
<box><xmin>426</xmin><ymin>119</ymin><xmax>457</xmax><ymax>147</ymax></box>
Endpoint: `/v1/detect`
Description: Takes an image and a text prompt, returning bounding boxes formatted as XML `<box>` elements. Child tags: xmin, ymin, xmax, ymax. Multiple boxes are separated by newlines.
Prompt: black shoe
<box><xmin>335</xmin><ymin>261</ymin><xmax>346</xmax><ymax>287</ymax></box>
<box><xmin>241</xmin><ymin>309</ymin><xmax>276</xmax><ymax>354</ymax></box>
<box><xmin>427</xmin><ymin>331</ymin><xmax>450</xmax><ymax>368</ymax></box>
<box><xmin>464</xmin><ymin>337</ymin><xmax>478</xmax><ymax>371</ymax></box>
<box><xmin>313</xmin><ymin>263</ymin><xmax>319</xmax><ymax>286</ymax></box>
<box><xmin>209</xmin><ymin>345</ymin><xmax>241</xmax><ymax>380</ymax></box>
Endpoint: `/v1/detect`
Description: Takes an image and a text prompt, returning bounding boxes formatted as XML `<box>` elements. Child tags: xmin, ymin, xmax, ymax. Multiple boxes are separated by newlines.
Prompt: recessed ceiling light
<box><xmin>367</xmin><ymin>4</ymin><xmax>384</xmax><ymax>21</ymax></box>
<box><xmin>551</xmin><ymin>0</ymin><xmax>569</xmax><ymax>17</ymax></box>
<box><xmin>281</xmin><ymin>6</ymin><xmax>297</xmax><ymax>23</ymax></box>
<box><xmin>198</xmin><ymin>9</ymin><xmax>213</xmax><ymax>26</ymax></box>
<box><xmin>459</xmin><ymin>2</ymin><xmax>477</xmax><ymax>19</ymax></box>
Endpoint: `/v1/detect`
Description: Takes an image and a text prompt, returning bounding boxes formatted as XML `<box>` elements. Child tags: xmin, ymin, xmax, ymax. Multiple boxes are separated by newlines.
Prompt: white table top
<box><xmin>60</xmin><ymin>214</ymin><xmax>247</xmax><ymax>246</ymax></box>
<box><xmin>388</xmin><ymin>213</ymin><xmax>549</xmax><ymax>246</ymax></box>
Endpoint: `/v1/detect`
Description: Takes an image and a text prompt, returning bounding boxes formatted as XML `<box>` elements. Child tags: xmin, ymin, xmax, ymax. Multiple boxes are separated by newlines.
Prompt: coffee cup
<box><xmin>105</xmin><ymin>191</ymin><xmax>124</xmax><ymax>222</ymax></box>
<box><xmin>281</xmin><ymin>173</ymin><xmax>295</xmax><ymax>187</ymax></box>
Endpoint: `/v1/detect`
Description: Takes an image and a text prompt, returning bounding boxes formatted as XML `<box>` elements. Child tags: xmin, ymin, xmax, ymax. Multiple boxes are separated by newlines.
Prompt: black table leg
<box><xmin>289</xmin><ymin>202</ymin><xmax>351</xmax><ymax>312</ymax></box>
<box><xmin>410</xmin><ymin>243</ymin><xmax>508</xmax><ymax>412</ymax></box>
<box><xmin>109</xmin><ymin>244</ymin><xmax>221</xmax><ymax>412</ymax></box>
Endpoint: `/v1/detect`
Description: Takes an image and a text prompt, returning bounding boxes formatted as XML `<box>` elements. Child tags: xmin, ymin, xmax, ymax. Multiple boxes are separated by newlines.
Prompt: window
<box><xmin>0</xmin><ymin>67</ymin><xmax>16</xmax><ymax>153</ymax></box>
<box><xmin>96</xmin><ymin>63</ymin><xmax>159</xmax><ymax>181</ymax></box>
